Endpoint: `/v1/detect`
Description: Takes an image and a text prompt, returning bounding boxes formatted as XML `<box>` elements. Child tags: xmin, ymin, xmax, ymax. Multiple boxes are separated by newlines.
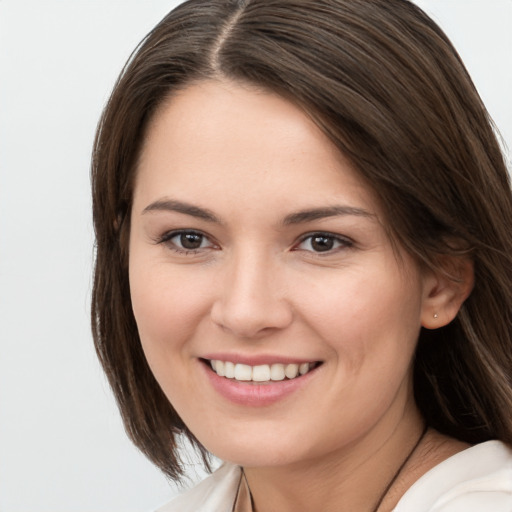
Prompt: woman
<box><xmin>91</xmin><ymin>1</ymin><xmax>512</xmax><ymax>510</ymax></box>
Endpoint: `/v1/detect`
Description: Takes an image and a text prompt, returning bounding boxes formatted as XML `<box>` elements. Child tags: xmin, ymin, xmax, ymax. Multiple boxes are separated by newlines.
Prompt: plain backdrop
<box><xmin>0</xmin><ymin>2</ymin><xmax>510</xmax><ymax>512</ymax></box>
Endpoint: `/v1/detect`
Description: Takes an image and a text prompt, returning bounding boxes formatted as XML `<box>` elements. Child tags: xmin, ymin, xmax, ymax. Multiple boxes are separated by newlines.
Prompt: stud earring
<box><xmin>433</xmin><ymin>313</ymin><xmax>439</xmax><ymax>319</ymax></box>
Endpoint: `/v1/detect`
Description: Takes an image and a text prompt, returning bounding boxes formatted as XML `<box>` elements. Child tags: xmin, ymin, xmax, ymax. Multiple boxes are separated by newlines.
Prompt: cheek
<box><xmin>128</xmin><ymin>254</ymin><xmax>211</xmax><ymax>367</ymax></box>
<box><xmin>292</xmin><ymin>263</ymin><xmax>424</xmax><ymax>368</ymax></box>
<box><xmin>128</xmin><ymin>259</ymin><xmax>215</xmax><ymax>418</ymax></box>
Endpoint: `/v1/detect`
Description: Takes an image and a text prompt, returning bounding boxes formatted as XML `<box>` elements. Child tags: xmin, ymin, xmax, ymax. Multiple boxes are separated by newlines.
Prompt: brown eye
<box><xmin>311</xmin><ymin>235</ymin><xmax>334</xmax><ymax>252</ymax></box>
<box><xmin>296</xmin><ymin>232</ymin><xmax>353</xmax><ymax>253</ymax></box>
<box><xmin>159</xmin><ymin>230</ymin><xmax>214</xmax><ymax>253</ymax></box>
<box><xmin>180</xmin><ymin>232</ymin><xmax>204</xmax><ymax>249</ymax></box>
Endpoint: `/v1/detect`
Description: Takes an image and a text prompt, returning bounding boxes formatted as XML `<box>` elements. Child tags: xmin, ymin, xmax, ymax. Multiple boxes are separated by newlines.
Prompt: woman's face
<box><xmin>129</xmin><ymin>80</ymin><xmax>434</xmax><ymax>468</ymax></box>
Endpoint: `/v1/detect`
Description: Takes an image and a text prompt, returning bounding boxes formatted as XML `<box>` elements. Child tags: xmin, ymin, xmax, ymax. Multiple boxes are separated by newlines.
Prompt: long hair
<box><xmin>91</xmin><ymin>0</ymin><xmax>512</xmax><ymax>479</ymax></box>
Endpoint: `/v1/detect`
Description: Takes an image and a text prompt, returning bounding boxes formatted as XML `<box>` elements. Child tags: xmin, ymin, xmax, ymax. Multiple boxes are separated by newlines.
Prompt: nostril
<box><xmin>210</xmin><ymin>296</ymin><xmax>293</xmax><ymax>339</ymax></box>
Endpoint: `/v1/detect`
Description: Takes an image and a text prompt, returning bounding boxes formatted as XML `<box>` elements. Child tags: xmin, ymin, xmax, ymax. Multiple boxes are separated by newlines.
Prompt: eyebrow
<box><xmin>142</xmin><ymin>199</ymin><xmax>374</xmax><ymax>225</ymax></box>
<box><xmin>142</xmin><ymin>199</ymin><xmax>221</xmax><ymax>223</ymax></box>
<box><xmin>282</xmin><ymin>206</ymin><xmax>375</xmax><ymax>225</ymax></box>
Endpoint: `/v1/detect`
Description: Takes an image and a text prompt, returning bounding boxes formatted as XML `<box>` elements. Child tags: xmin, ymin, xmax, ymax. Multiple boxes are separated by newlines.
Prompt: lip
<box><xmin>200</xmin><ymin>357</ymin><xmax>322</xmax><ymax>407</ymax></box>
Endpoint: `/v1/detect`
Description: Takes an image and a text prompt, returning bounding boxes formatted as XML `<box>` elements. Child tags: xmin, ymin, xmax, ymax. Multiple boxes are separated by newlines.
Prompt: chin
<box><xmin>201</xmin><ymin>432</ymin><xmax>303</xmax><ymax>468</ymax></box>
<box><xmin>216</xmin><ymin>448</ymin><xmax>299</xmax><ymax>469</ymax></box>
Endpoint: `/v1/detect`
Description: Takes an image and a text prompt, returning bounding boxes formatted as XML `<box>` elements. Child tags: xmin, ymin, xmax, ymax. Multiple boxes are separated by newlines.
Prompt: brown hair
<box><xmin>91</xmin><ymin>0</ymin><xmax>512</xmax><ymax>480</ymax></box>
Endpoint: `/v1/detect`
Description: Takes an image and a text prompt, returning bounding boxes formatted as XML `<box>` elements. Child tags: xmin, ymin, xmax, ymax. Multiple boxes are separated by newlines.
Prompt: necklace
<box><xmin>370</xmin><ymin>423</ymin><xmax>429</xmax><ymax>512</ymax></box>
<box><xmin>233</xmin><ymin>424</ymin><xmax>429</xmax><ymax>512</ymax></box>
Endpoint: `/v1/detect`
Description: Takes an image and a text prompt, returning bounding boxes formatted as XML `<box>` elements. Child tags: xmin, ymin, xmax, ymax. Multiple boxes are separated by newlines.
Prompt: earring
<box><xmin>433</xmin><ymin>313</ymin><xmax>439</xmax><ymax>319</ymax></box>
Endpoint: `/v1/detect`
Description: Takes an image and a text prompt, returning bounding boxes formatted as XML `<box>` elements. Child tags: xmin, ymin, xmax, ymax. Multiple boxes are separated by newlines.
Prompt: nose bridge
<box><xmin>211</xmin><ymin>245</ymin><xmax>292</xmax><ymax>338</ymax></box>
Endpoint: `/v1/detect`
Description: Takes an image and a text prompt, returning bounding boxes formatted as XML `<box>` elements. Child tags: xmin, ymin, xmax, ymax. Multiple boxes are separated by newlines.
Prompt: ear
<box><xmin>421</xmin><ymin>255</ymin><xmax>474</xmax><ymax>330</ymax></box>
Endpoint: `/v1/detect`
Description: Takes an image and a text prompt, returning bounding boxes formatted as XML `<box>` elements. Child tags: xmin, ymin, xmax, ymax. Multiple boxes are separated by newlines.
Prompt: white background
<box><xmin>0</xmin><ymin>2</ymin><xmax>510</xmax><ymax>511</ymax></box>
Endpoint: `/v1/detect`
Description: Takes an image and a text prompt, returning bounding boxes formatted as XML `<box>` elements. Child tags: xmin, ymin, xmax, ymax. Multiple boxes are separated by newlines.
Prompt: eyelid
<box><xmin>158</xmin><ymin>228</ymin><xmax>203</xmax><ymax>242</ymax></box>
<box><xmin>156</xmin><ymin>229</ymin><xmax>218</xmax><ymax>253</ymax></box>
<box><xmin>153</xmin><ymin>229</ymin><xmax>353</xmax><ymax>255</ymax></box>
<box><xmin>293</xmin><ymin>231</ymin><xmax>355</xmax><ymax>253</ymax></box>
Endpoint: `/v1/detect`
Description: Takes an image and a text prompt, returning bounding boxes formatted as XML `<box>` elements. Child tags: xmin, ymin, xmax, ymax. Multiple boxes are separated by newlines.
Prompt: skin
<box><xmin>129</xmin><ymin>80</ymin><xmax>472</xmax><ymax>511</ymax></box>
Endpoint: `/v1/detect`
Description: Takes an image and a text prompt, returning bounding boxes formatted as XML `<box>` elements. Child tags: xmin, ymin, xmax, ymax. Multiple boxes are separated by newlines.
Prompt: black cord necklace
<box><xmin>235</xmin><ymin>424</ymin><xmax>429</xmax><ymax>512</ymax></box>
<box><xmin>370</xmin><ymin>423</ymin><xmax>429</xmax><ymax>512</ymax></box>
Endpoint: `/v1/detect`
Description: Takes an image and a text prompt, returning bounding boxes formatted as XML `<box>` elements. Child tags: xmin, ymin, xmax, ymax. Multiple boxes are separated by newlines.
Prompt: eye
<box><xmin>158</xmin><ymin>230</ymin><xmax>216</xmax><ymax>253</ymax></box>
<box><xmin>295</xmin><ymin>233</ymin><xmax>353</xmax><ymax>253</ymax></box>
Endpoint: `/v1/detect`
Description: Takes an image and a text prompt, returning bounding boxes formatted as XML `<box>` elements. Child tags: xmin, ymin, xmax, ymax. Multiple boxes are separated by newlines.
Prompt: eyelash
<box><xmin>156</xmin><ymin>230</ymin><xmax>354</xmax><ymax>256</ymax></box>
<box><xmin>156</xmin><ymin>230</ymin><xmax>217</xmax><ymax>255</ymax></box>
<box><xmin>294</xmin><ymin>232</ymin><xmax>354</xmax><ymax>254</ymax></box>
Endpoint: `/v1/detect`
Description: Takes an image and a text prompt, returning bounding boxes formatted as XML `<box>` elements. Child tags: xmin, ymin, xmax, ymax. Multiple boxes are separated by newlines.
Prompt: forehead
<box><xmin>134</xmin><ymin>79</ymin><xmax>379</xmax><ymax>218</ymax></box>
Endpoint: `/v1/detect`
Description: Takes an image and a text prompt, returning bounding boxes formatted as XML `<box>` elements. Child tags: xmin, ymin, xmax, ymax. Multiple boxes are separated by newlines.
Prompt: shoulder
<box><xmin>155</xmin><ymin>463</ymin><xmax>241</xmax><ymax>512</ymax></box>
<box><xmin>395</xmin><ymin>440</ymin><xmax>512</xmax><ymax>511</ymax></box>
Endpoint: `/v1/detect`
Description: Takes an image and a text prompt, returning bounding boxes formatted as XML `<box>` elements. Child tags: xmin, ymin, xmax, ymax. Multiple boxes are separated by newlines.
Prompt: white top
<box><xmin>156</xmin><ymin>441</ymin><xmax>512</xmax><ymax>512</ymax></box>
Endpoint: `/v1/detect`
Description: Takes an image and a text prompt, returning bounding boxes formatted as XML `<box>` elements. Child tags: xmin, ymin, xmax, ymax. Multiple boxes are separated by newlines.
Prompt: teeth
<box><xmin>270</xmin><ymin>363</ymin><xmax>285</xmax><ymax>381</ymax></box>
<box><xmin>225</xmin><ymin>361</ymin><xmax>235</xmax><ymax>379</ymax></box>
<box><xmin>299</xmin><ymin>362</ymin><xmax>309</xmax><ymax>375</ymax></box>
<box><xmin>252</xmin><ymin>365</ymin><xmax>271</xmax><ymax>382</ymax></box>
<box><xmin>209</xmin><ymin>360</ymin><xmax>316</xmax><ymax>382</ymax></box>
<box><xmin>285</xmin><ymin>363</ymin><xmax>299</xmax><ymax>379</ymax></box>
<box><xmin>234</xmin><ymin>364</ymin><xmax>252</xmax><ymax>381</ymax></box>
<box><xmin>216</xmin><ymin>360</ymin><xmax>225</xmax><ymax>377</ymax></box>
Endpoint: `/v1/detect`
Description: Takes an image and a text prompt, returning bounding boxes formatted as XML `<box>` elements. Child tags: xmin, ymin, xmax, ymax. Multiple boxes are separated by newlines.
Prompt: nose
<box><xmin>210</xmin><ymin>250</ymin><xmax>293</xmax><ymax>339</ymax></box>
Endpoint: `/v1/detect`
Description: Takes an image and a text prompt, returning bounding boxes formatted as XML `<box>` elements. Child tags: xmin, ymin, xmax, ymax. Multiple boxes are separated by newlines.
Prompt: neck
<box><xmin>243</xmin><ymin>398</ymin><xmax>426</xmax><ymax>512</ymax></box>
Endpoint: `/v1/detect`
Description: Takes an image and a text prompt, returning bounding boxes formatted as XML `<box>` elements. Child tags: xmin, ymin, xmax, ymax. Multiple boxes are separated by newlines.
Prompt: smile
<box><xmin>202</xmin><ymin>357</ymin><xmax>323</xmax><ymax>406</ymax></box>
<box><xmin>209</xmin><ymin>360</ymin><xmax>318</xmax><ymax>382</ymax></box>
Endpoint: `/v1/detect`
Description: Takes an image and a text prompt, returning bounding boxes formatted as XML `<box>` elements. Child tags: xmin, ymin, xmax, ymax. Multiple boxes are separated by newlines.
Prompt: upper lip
<box><xmin>201</xmin><ymin>353</ymin><xmax>320</xmax><ymax>366</ymax></box>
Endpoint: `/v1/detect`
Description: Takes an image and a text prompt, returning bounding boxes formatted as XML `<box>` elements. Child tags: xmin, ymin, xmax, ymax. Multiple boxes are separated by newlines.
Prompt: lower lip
<box><xmin>201</xmin><ymin>361</ymin><xmax>320</xmax><ymax>407</ymax></box>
